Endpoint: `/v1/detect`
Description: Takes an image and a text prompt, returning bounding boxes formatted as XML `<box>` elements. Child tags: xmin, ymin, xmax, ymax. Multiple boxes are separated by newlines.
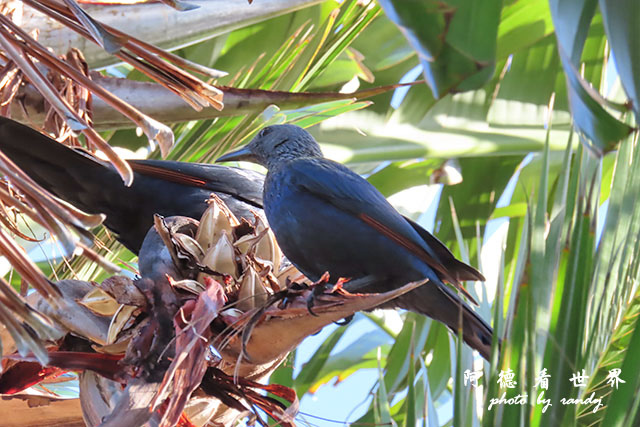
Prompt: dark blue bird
<box><xmin>217</xmin><ymin>124</ymin><xmax>493</xmax><ymax>359</ymax></box>
<box><xmin>0</xmin><ymin>116</ymin><xmax>264</xmax><ymax>253</ymax></box>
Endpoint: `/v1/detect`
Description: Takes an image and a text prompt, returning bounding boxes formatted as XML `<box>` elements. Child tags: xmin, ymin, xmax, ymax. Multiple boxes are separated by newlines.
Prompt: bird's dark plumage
<box><xmin>0</xmin><ymin>116</ymin><xmax>265</xmax><ymax>253</ymax></box>
<box><xmin>217</xmin><ymin>124</ymin><xmax>493</xmax><ymax>359</ymax></box>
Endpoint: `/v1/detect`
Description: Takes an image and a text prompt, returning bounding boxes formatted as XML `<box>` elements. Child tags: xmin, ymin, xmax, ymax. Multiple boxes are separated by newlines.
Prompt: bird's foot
<box><xmin>306</xmin><ymin>272</ymin><xmax>333</xmax><ymax>316</ymax></box>
<box><xmin>334</xmin><ymin>314</ymin><xmax>354</xmax><ymax>326</ymax></box>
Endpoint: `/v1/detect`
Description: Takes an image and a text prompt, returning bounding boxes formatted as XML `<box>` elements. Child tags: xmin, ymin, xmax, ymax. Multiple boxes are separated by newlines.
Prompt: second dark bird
<box><xmin>0</xmin><ymin>116</ymin><xmax>265</xmax><ymax>253</ymax></box>
<box><xmin>217</xmin><ymin>124</ymin><xmax>494</xmax><ymax>359</ymax></box>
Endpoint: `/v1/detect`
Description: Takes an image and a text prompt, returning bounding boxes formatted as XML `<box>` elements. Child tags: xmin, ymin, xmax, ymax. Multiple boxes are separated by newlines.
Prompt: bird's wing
<box><xmin>130</xmin><ymin>160</ymin><xmax>264</xmax><ymax>208</ymax></box>
<box><xmin>287</xmin><ymin>159</ymin><xmax>478</xmax><ymax>301</ymax></box>
<box><xmin>403</xmin><ymin>216</ymin><xmax>485</xmax><ymax>282</ymax></box>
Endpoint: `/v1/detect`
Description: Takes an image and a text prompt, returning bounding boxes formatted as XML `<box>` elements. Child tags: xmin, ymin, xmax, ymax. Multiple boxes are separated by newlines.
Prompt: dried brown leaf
<box><xmin>0</xmin><ymin>22</ymin><xmax>134</xmax><ymax>185</ymax></box>
<box><xmin>35</xmin><ymin>279</ymin><xmax>110</xmax><ymax>345</ymax></box>
<box><xmin>0</xmin><ymin>279</ymin><xmax>58</xmax><ymax>365</ymax></box>
<box><xmin>6</xmin><ymin>351</ymin><xmax>125</xmax><ymax>382</ymax></box>
<box><xmin>236</xmin><ymin>267</ymin><xmax>269</xmax><ymax>312</ymax></box>
<box><xmin>0</xmin><ymin>227</ymin><xmax>61</xmax><ymax>302</ymax></box>
<box><xmin>0</xmin><ymin>15</ymin><xmax>177</xmax><ymax>156</ymax></box>
<box><xmin>106</xmin><ymin>304</ymin><xmax>137</xmax><ymax>345</ymax></box>
<box><xmin>0</xmin><ymin>60</ymin><xmax>23</xmax><ymax>116</ymax></box>
<box><xmin>0</xmin><ymin>29</ymin><xmax>84</xmax><ymax>131</ymax></box>
<box><xmin>195</xmin><ymin>199</ymin><xmax>235</xmax><ymax>252</ymax></box>
<box><xmin>98</xmin><ymin>379</ymin><xmax>162</xmax><ymax>427</ymax></box>
<box><xmin>99</xmin><ymin>276</ymin><xmax>146</xmax><ymax>307</ymax></box>
<box><xmin>170</xmin><ymin>278</ymin><xmax>206</xmax><ymax>295</ymax></box>
<box><xmin>77</xmin><ymin>287</ymin><xmax>120</xmax><ymax>316</ymax></box>
<box><xmin>235</xmin><ymin>278</ymin><xmax>428</xmax><ymax>364</ymax></box>
<box><xmin>76</xmin><ymin>242</ymin><xmax>121</xmax><ymax>273</ymax></box>
<box><xmin>155</xmin><ymin>279</ymin><xmax>226</xmax><ymax>427</ymax></box>
<box><xmin>23</xmin><ymin>0</ymin><xmax>224</xmax><ymax>111</ymax></box>
<box><xmin>205</xmin><ymin>369</ymin><xmax>298</xmax><ymax>427</ymax></box>
<box><xmin>200</xmin><ymin>231</ymin><xmax>237</xmax><ymax>279</ymax></box>
<box><xmin>61</xmin><ymin>0</ymin><xmax>127</xmax><ymax>54</ymax></box>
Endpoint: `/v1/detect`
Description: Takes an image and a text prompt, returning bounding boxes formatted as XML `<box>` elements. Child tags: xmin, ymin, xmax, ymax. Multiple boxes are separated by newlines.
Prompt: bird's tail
<box><xmin>455</xmin><ymin>298</ymin><xmax>494</xmax><ymax>360</ymax></box>
<box><xmin>0</xmin><ymin>116</ymin><xmax>116</xmax><ymax>214</ymax></box>
<box><xmin>394</xmin><ymin>281</ymin><xmax>494</xmax><ymax>360</ymax></box>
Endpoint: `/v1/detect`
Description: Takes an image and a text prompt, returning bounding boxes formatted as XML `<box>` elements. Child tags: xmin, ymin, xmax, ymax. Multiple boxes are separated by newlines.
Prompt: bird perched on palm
<box><xmin>218</xmin><ymin>124</ymin><xmax>493</xmax><ymax>359</ymax></box>
<box><xmin>0</xmin><ymin>117</ymin><xmax>493</xmax><ymax>358</ymax></box>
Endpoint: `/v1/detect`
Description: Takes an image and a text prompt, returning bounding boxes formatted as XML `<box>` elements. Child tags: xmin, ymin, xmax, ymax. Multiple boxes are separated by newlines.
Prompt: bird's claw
<box><xmin>306</xmin><ymin>272</ymin><xmax>332</xmax><ymax>316</ymax></box>
<box><xmin>334</xmin><ymin>314</ymin><xmax>354</xmax><ymax>326</ymax></box>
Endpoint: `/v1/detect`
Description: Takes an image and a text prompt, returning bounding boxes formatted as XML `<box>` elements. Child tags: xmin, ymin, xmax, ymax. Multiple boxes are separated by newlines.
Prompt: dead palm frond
<box><xmin>0</xmin><ymin>196</ymin><xmax>424</xmax><ymax>425</ymax></box>
<box><xmin>0</xmin><ymin>1</ymin><xmax>404</xmax><ymax>424</ymax></box>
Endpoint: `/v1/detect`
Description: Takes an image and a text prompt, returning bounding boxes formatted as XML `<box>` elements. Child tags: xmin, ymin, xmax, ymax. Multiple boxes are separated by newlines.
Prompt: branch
<box><xmin>21</xmin><ymin>0</ymin><xmax>324</xmax><ymax>68</ymax></box>
<box><xmin>11</xmin><ymin>74</ymin><xmax>417</xmax><ymax>130</ymax></box>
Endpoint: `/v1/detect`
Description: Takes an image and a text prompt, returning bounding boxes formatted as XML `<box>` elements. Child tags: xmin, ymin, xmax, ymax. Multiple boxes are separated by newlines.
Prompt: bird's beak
<box><xmin>216</xmin><ymin>146</ymin><xmax>256</xmax><ymax>163</ymax></box>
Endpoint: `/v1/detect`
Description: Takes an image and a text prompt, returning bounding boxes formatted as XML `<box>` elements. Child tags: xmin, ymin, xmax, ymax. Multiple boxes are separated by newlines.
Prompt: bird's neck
<box><xmin>265</xmin><ymin>154</ymin><xmax>319</xmax><ymax>172</ymax></box>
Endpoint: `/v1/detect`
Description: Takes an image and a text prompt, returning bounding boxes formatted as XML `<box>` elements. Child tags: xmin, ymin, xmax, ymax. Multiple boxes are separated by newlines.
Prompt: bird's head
<box><xmin>216</xmin><ymin>124</ymin><xmax>322</xmax><ymax>170</ymax></box>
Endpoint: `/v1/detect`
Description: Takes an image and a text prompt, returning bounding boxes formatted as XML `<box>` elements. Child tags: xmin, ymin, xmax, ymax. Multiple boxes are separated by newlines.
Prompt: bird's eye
<box><xmin>274</xmin><ymin>138</ymin><xmax>288</xmax><ymax>149</ymax></box>
<box><xmin>258</xmin><ymin>127</ymin><xmax>272</xmax><ymax>138</ymax></box>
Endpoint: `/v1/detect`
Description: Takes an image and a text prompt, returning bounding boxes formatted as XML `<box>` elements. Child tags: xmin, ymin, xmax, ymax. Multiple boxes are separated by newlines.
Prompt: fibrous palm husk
<box><xmin>0</xmin><ymin>195</ymin><xmax>425</xmax><ymax>426</ymax></box>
